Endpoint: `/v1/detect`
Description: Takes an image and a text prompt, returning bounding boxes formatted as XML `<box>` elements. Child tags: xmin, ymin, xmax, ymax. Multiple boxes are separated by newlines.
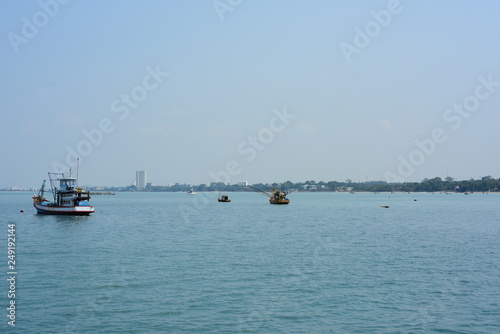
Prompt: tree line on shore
<box><xmin>96</xmin><ymin>176</ymin><xmax>499</xmax><ymax>193</ymax></box>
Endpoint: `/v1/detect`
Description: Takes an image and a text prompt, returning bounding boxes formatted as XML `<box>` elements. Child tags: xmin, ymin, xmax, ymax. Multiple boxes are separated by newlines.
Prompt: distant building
<box><xmin>136</xmin><ymin>171</ymin><xmax>147</xmax><ymax>189</ymax></box>
<box><xmin>238</xmin><ymin>180</ymin><xmax>249</xmax><ymax>187</ymax></box>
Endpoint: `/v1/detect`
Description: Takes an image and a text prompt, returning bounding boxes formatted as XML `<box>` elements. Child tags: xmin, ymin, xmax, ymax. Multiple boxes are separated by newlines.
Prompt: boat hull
<box><xmin>33</xmin><ymin>202</ymin><xmax>95</xmax><ymax>215</ymax></box>
<box><xmin>269</xmin><ymin>198</ymin><xmax>290</xmax><ymax>205</ymax></box>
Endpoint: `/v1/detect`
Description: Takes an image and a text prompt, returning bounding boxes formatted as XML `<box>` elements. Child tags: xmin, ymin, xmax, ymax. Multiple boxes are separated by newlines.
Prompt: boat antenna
<box><xmin>76</xmin><ymin>158</ymin><xmax>79</xmax><ymax>187</ymax></box>
<box><xmin>246</xmin><ymin>184</ymin><xmax>273</xmax><ymax>197</ymax></box>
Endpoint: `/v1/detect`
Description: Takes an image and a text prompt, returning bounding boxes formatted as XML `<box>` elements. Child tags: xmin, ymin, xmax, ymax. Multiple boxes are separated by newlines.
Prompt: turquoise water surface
<box><xmin>1</xmin><ymin>191</ymin><xmax>499</xmax><ymax>333</ymax></box>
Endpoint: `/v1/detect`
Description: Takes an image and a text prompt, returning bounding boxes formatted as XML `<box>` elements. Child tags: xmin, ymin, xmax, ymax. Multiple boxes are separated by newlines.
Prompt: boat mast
<box><xmin>76</xmin><ymin>158</ymin><xmax>79</xmax><ymax>187</ymax></box>
<box><xmin>247</xmin><ymin>185</ymin><xmax>273</xmax><ymax>197</ymax></box>
<box><xmin>39</xmin><ymin>180</ymin><xmax>46</xmax><ymax>202</ymax></box>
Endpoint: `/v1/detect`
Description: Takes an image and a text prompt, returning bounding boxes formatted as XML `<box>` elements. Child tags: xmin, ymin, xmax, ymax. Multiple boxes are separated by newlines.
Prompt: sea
<box><xmin>1</xmin><ymin>191</ymin><xmax>499</xmax><ymax>333</ymax></box>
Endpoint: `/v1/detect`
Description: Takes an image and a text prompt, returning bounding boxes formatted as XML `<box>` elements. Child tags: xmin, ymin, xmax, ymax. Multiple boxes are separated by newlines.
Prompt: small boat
<box><xmin>248</xmin><ymin>185</ymin><xmax>290</xmax><ymax>205</ymax></box>
<box><xmin>187</xmin><ymin>187</ymin><xmax>197</xmax><ymax>195</ymax></box>
<box><xmin>218</xmin><ymin>194</ymin><xmax>231</xmax><ymax>202</ymax></box>
<box><xmin>33</xmin><ymin>169</ymin><xmax>94</xmax><ymax>215</ymax></box>
<box><xmin>269</xmin><ymin>188</ymin><xmax>290</xmax><ymax>204</ymax></box>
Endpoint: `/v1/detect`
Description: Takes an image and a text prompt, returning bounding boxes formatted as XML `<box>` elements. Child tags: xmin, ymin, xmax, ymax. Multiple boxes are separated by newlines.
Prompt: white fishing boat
<box><xmin>33</xmin><ymin>168</ymin><xmax>94</xmax><ymax>215</ymax></box>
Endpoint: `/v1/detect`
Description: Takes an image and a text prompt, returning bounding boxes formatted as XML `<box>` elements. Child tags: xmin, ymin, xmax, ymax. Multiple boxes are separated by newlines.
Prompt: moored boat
<box><xmin>218</xmin><ymin>194</ymin><xmax>231</xmax><ymax>202</ymax></box>
<box><xmin>247</xmin><ymin>185</ymin><xmax>291</xmax><ymax>205</ymax></box>
<box><xmin>269</xmin><ymin>188</ymin><xmax>290</xmax><ymax>204</ymax></box>
<box><xmin>33</xmin><ymin>170</ymin><xmax>94</xmax><ymax>215</ymax></box>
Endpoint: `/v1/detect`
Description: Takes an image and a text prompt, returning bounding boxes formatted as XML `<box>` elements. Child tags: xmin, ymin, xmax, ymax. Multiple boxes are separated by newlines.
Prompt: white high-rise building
<box><xmin>136</xmin><ymin>170</ymin><xmax>147</xmax><ymax>189</ymax></box>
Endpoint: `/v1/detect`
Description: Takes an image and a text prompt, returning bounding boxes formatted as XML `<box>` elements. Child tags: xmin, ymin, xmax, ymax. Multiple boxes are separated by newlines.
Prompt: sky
<box><xmin>1</xmin><ymin>0</ymin><xmax>499</xmax><ymax>188</ymax></box>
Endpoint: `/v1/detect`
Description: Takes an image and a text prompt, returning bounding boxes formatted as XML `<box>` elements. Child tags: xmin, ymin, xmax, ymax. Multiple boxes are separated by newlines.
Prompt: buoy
<box><xmin>414</xmin><ymin>199</ymin><xmax>417</xmax><ymax>201</ymax></box>
<box><xmin>20</xmin><ymin>210</ymin><xmax>24</xmax><ymax>213</ymax></box>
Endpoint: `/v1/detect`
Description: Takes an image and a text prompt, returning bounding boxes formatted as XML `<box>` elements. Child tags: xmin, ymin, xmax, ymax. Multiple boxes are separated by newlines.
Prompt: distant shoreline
<box><xmin>3</xmin><ymin>177</ymin><xmax>499</xmax><ymax>194</ymax></box>
<box><xmin>3</xmin><ymin>190</ymin><xmax>499</xmax><ymax>194</ymax></box>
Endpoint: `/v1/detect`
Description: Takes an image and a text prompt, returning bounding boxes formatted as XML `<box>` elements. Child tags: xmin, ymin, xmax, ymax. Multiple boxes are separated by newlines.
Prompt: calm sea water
<box><xmin>1</xmin><ymin>191</ymin><xmax>499</xmax><ymax>333</ymax></box>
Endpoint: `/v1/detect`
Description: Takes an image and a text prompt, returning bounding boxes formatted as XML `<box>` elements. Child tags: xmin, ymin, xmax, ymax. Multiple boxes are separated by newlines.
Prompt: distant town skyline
<box><xmin>3</xmin><ymin>174</ymin><xmax>498</xmax><ymax>191</ymax></box>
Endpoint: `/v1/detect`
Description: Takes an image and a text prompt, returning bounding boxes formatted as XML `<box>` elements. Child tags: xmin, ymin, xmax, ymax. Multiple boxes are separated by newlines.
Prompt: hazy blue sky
<box><xmin>1</xmin><ymin>0</ymin><xmax>499</xmax><ymax>188</ymax></box>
